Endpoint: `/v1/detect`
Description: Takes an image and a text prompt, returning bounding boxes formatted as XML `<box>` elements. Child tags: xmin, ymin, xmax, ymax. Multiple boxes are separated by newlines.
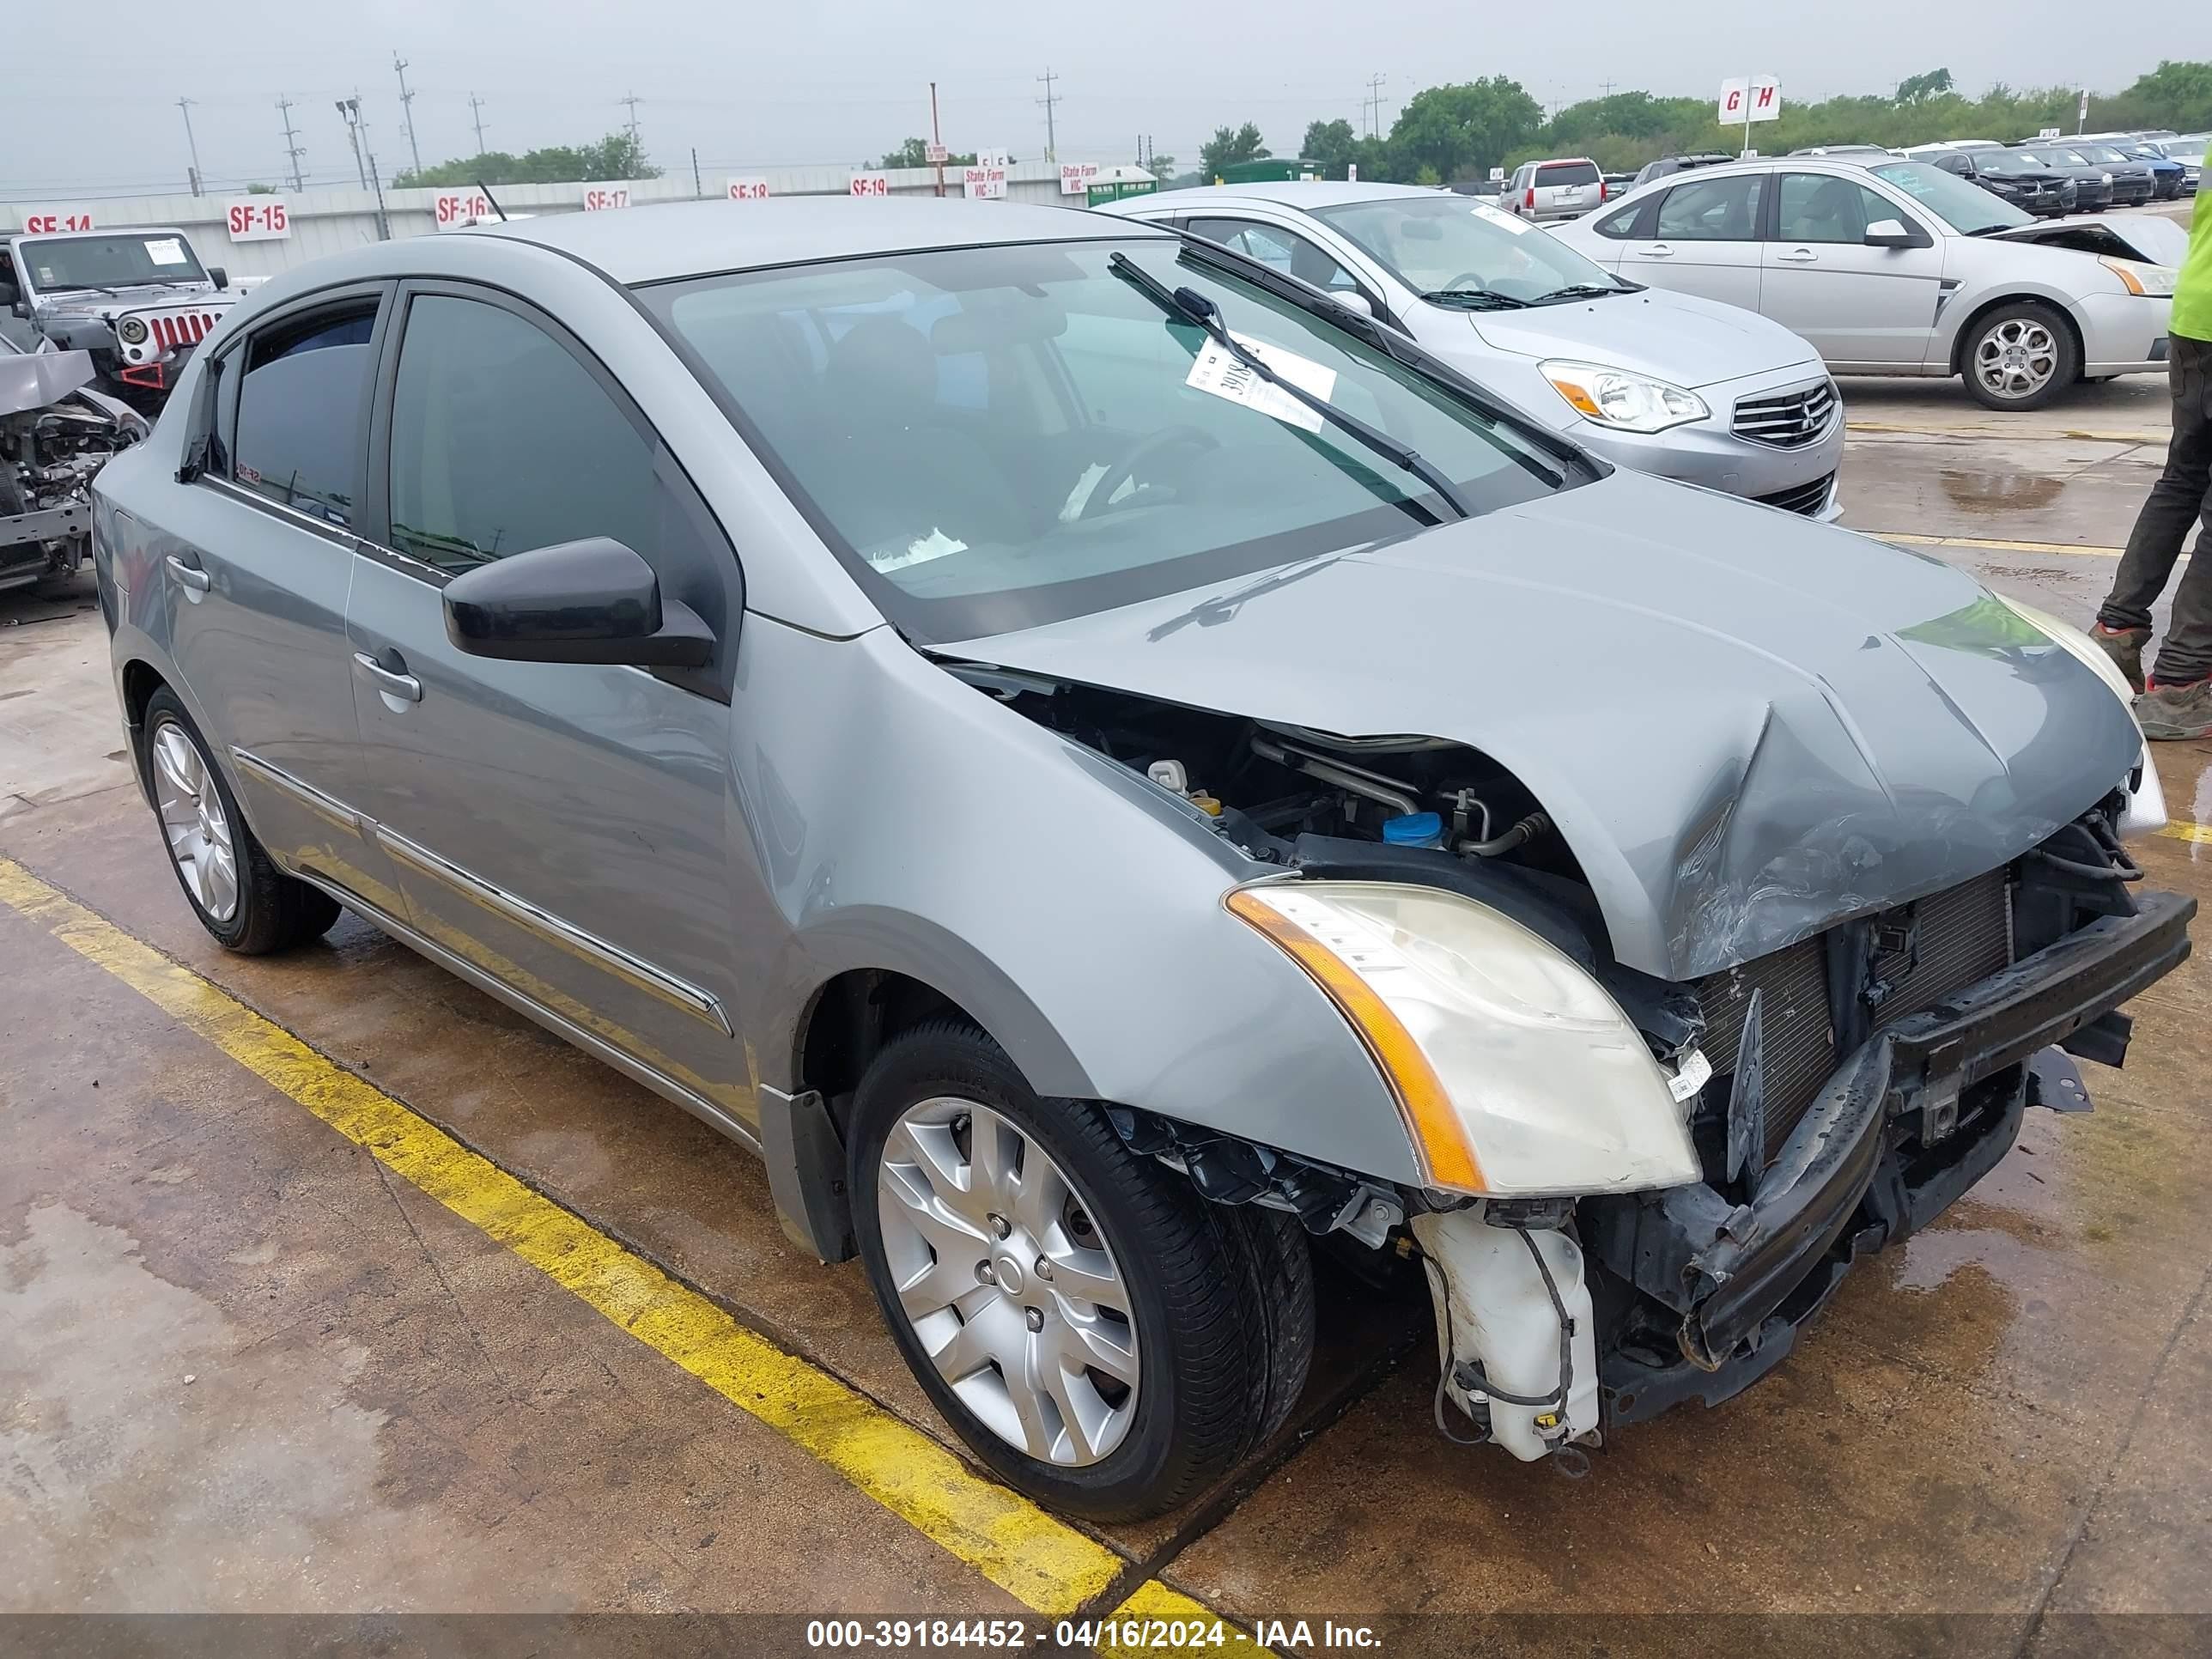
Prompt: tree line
<box><xmin>1194</xmin><ymin>58</ymin><xmax>2212</xmax><ymax>188</ymax></box>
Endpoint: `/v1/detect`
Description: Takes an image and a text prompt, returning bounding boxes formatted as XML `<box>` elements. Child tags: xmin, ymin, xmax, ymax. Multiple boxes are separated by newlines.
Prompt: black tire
<box><xmin>848</xmin><ymin>1021</ymin><xmax>1314</xmax><ymax>1522</ymax></box>
<box><xmin>1960</xmin><ymin>300</ymin><xmax>2079</xmax><ymax>412</ymax></box>
<box><xmin>140</xmin><ymin>687</ymin><xmax>342</xmax><ymax>955</ymax></box>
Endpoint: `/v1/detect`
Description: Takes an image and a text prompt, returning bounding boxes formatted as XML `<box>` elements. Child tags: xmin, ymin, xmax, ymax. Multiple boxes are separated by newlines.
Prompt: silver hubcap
<box><xmin>151</xmin><ymin>720</ymin><xmax>238</xmax><ymax>923</ymax></box>
<box><xmin>877</xmin><ymin>1097</ymin><xmax>1139</xmax><ymax>1467</ymax></box>
<box><xmin>1974</xmin><ymin>319</ymin><xmax>2058</xmax><ymax>399</ymax></box>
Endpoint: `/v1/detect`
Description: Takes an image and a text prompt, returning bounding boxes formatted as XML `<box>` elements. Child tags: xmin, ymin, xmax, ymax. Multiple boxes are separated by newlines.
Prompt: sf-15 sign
<box><xmin>226</xmin><ymin>199</ymin><xmax>291</xmax><ymax>241</ymax></box>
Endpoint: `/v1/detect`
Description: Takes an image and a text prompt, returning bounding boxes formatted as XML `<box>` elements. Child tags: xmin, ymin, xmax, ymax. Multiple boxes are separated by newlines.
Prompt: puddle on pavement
<box><xmin>1940</xmin><ymin>467</ymin><xmax>2067</xmax><ymax>516</ymax></box>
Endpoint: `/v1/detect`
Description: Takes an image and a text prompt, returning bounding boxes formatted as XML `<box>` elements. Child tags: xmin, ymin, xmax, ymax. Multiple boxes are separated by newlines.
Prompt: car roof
<box><xmin>1102</xmin><ymin>180</ymin><xmax>1443</xmax><ymax>214</ymax></box>
<box><xmin>477</xmin><ymin>195</ymin><xmax>1173</xmax><ymax>285</ymax></box>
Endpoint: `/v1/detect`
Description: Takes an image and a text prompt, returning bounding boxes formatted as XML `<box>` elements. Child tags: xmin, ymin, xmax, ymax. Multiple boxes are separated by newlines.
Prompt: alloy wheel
<box><xmin>1973</xmin><ymin>319</ymin><xmax>2059</xmax><ymax>401</ymax></box>
<box><xmin>875</xmin><ymin>1096</ymin><xmax>1140</xmax><ymax>1466</ymax></box>
<box><xmin>151</xmin><ymin>720</ymin><xmax>239</xmax><ymax>922</ymax></box>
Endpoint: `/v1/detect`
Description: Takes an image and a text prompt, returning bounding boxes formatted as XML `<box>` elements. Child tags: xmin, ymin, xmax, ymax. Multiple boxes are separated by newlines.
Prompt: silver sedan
<box><xmin>1552</xmin><ymin>156</ymin><xmax>2180</xmax><ymax>410</ymax></box>
<box><xmin>1098</xmin><ymin>182</ymin><xmax>1844</xmax><ymax>519</ymax></box>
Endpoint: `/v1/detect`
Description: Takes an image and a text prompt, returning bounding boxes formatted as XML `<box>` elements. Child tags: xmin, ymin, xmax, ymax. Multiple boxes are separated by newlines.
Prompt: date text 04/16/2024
<box><xmin>803</xmin><ymin>1618</ymin><xmax>1384</xmax><ymax>1651</ymax></box>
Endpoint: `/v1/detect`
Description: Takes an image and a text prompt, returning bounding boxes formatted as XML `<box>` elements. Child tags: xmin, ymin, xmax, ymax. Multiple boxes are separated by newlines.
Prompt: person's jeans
<box><xmin>2100</xmin><ymin>333</ymin><xmax>2212</xmax><ymax>685</ymax></box>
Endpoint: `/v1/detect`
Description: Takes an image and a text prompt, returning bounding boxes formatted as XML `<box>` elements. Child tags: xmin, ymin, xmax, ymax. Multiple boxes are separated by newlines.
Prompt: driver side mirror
<box><xmin>1328</xmin><ymin>290</ymin><xmax>1376</xmax><ymax>319</ymax></box>
<box><xmin>208</xmin><ymin>266</ymin><xmax>228</xmax><ymax>290</ymax></box>
<box><xmin>443</xmin><ymin>537</ymin><xmax>714</xmax><ymax>669</ymax></box>
<box><xmin>1864</xmin><ymin>219</ymin><xmax>1919</xmax><ymax>250</ymax></box>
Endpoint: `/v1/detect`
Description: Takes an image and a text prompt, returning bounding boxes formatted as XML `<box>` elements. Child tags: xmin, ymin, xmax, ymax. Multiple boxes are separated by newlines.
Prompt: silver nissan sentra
<box><xmin>90</xmin><ymin>198</ymin><xmax>2191</xmax><ymax>1520</ymax></box>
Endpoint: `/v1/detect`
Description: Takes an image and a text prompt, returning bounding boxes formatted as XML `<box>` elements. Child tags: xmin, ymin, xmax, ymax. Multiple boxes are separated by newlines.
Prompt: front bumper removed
<box><xmin>1581</xmin><ymin>888</ymin><xmax>2194</xmax><ymax>1425</ymax></box>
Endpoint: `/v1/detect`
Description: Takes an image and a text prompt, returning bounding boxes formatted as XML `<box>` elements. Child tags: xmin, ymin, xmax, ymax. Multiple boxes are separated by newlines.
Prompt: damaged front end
<box><xmin>957</xmin><ymin>662</ymin><xmax>2191</xmax><ymax>1469</ymax></box>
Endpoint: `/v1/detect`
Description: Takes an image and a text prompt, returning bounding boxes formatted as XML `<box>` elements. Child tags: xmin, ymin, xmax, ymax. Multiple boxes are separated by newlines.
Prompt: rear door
<box><xmin>158</xmin><ymin>283</ymin><xmax>399</xmax><ymax>908</ymax></box>
<box><xmin>1534</xmin><ymin>160</ymin><xmax>1602</xmax><ymax>219</ymax></box>
<box><xmin>342</xmin><ymin>281</ymin><xmax>755</xmax><ymax>1129</ymax></box>
<box><xmin>1616</xmin><ymin>172</ymin><xmax>1766</xmax><ymax>311</ymax></box>
<box><xmin>1758</xmin><ymin>172</ymin><xmax>1945</xmax><ymax>367</ymax></box>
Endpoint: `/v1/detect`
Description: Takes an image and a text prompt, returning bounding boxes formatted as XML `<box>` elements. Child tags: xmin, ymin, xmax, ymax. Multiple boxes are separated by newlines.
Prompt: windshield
<box><xmin>1310</xmin><ymin>194</ymin><xmax>1621</xmax><ymax>303</ymax></box>
<box><xmin>2070</xmin><ymin>144</ymin><xmax>2127</xmax><ymax>164</ymax></box>
<box><xmin>1866</xmin><ymin>161</ymin><xmax>2031</xmax><ymax>233</ymax></box>
<box><xmin>1971</xmin><ymin>149</ymin><xmax>2046</xmax><ymax>177</ymax></box>
<box><xmin>2022</xmin><ymin>149</ymin><xmax>2090</xmax><ymax>169</ymax></box>
<box><xmin>640</xmin><ymin>238</ymin><xmax>1584</xmax><ymax>642</ymax></box>
<box><xmin>17</xmin><ymin>233</ymin><xmax>207</xmax><ymax>295</ymax></box>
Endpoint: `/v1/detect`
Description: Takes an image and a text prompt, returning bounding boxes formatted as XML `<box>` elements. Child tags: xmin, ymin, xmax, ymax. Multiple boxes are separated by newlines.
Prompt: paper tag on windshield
<box><xmin>144</xmin><ymin>238</ymin><xmax>188</xmax><ymax>266</ymax></box>
<box><xmin>1472</xmin><ymin>202</ymin><xmax>1533</xmax><ymax>235</ymax></box>
<box><xmin>1184</xmin><ymin>331</ymin><xmax>1337</xmax><ymax>434</ymax></box>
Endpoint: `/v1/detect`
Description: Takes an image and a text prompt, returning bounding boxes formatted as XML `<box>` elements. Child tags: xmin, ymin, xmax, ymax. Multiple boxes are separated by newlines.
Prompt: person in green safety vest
<box><xmin>2092</xmin><ymin>191</ymin><xmax>2212</xmax><ymax>738</ymax></box>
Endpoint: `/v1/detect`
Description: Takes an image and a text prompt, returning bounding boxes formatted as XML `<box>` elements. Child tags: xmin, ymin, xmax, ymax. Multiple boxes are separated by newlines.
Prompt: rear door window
<box><xmin>230</xmin><ymin>303</ymin><xmax>377</xmax><ymax>526</ymax></box>
<box><xmin>1589</xmin><ymin>198</ymin><xmax>1649</xmax><ymax>240</ymax></box>
<box><xmin>1655</xmin><ymin>174</ymin><xmax>1765</xmax><ymax>241</ymax></box>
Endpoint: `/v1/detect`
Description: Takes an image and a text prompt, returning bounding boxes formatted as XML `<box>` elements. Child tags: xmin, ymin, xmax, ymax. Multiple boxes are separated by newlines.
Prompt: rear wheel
<box><xmin>141</xmin><ymin>688</ymin><xmax>342</xmax><ymax>954</ymax></box>
<box><xmin>1962</xmin><ymin>301</ymin><xmax>2077</xmax><ymax>411</ymax></box>
<box><xmin>849</xmin><ymin>1023</ymin><xmax>1313</xmax><ymax>1522</ymax></box>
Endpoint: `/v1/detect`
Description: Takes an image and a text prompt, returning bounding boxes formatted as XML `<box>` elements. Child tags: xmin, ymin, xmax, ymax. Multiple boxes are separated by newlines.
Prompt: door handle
<box><xmin>164</xmin><ymin>554</ymin><xmax>211</xmax><ymax>592</ymax></box>
<box><xmin>1635</xmin><ymin>243</ymin><xmax>1674</xmax><ymax>258</ymax></box>
<box><xmin>1776</xmin><ymin>247</ymin><xmax>1818</xmax><ymax>264</ymax></box>
<box><xmin>353</xmin><ymin>651</ymin><xmax>423</xmax><ymax>703</ymax></box>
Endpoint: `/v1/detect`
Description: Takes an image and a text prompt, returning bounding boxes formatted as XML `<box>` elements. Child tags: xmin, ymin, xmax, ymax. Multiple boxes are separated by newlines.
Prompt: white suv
<box><xmin>1505</xmin><ymin>157</ymin><xmax>1607</xmax><ymax>222</ymax></box>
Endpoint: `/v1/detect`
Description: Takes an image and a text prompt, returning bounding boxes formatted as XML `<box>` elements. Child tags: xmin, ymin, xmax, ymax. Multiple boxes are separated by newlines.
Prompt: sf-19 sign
<box><xmin>848</xmin><ymin>173</ymin><xmax>890</xmax><ymax>197</ymax></box>
<box><xmin>226</xmin><ymin>199</ymin><xmax>291</xmax><ymax>241</ymax></box>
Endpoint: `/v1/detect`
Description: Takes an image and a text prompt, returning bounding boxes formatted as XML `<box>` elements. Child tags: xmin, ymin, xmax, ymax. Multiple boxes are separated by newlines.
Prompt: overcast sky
<box><xmin>9</xmin><ymin>1</ymin><xmax>2193</xmax><ymax>200</ymax></box>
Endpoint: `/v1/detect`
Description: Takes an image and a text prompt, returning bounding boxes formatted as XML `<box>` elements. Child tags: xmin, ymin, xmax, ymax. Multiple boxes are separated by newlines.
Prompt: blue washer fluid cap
<box><xmin>1382</xmin><ymin>811</ymin><xmax>1445</xmax><ymax>848</ymax></box>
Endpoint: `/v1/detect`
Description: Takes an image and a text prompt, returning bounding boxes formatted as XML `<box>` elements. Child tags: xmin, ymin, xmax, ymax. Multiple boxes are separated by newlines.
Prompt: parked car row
<box><xmin>1553</xmin><ymin>155</ymin><xmax>2184</xmax><ymax>410</ymax></box>
<box><xmin>88</xmin><ymin>191</ymin><xmax>2187</xmax><ymax>1523</ymax></box>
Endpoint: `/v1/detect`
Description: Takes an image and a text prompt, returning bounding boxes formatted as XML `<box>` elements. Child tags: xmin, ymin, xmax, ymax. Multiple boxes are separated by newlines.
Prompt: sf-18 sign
<box><xmin>580</xmin><ymin>185</ymin><xmax>632</xmax><ymax>211</ymax></box>
<box><xmin>226</xmin><ymin>199</ymin><xmax>291</xmax><ymax>241</ymax></box>
<box><xmin>20</xmin><ymin>207</ymin><xmax>96</xmax><ymax>234</ymax></box>
<box><xmin>432</xmin><ymin>191</ymin><xmax>496</xmax><ymax>230</ymax></box>
<box><xmin>1718</xmin><ymin>76</ymin><xmax>1781</xmax><ymax>125</ymax></box>
<box><xmin>849</xmin><ymin>173</ymin><xmax>890</xmax><ymax>197</ymax></box>
<box><xmin>726</xmin><ymin>177</ymin><xmax>771</xmax><ymax>201</ymax></box>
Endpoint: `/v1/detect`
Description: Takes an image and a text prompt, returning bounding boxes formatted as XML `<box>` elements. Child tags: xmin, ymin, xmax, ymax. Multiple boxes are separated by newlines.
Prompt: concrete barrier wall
<box><xmin>3</xmin><ymin>162</ymin><xmax>1114</xmax><ymax>280</ymax></box>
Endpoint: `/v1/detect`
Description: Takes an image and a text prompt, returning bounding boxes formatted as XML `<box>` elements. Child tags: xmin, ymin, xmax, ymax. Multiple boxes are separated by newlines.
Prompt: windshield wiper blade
<box><xmin>1109</xmin><ymin>251</ymin><xmax>1474</xmax><ymax>520</ymax></box>
<box><xmin>1528</xmin><ymin>283</ymin><xmax>1628</xmax><ymax>304</ymax></box>
<box><xmin>1421</xmin><ymin>287</ymin><xmax>1529</xmax><ymax>310</ymax></box>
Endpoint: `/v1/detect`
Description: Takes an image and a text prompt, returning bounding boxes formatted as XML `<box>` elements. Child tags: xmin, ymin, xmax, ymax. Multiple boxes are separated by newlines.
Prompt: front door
<box><xmin>158</xmin><ymin>284</ymin><xmax>399</xmax><ymax>908</ymax></box>
<box><xmin>343</xmin><ymin>283</ymin><xmax>755</xmax><ymax>1130</ymax></box>
<box><xmin>1758</xmin><ymin>173</ymin><xmax>1946</xmax><ymax>367</ymax></box>
<box><xmin>1617</xmin><ymin>173</ymin><xmax>1767</xmax><ymax>313</ymax></box>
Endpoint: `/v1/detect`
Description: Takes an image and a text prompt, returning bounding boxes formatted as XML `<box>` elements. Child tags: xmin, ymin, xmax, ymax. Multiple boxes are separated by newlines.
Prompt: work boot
<box><xmin>2091</xmin><ymin>623</ymin><xmax>2152</xmax><ymax>694</ymax></box>
<box><xmin>2134</xmin><ymin>678</ymin><xmax>2212</xmax><ymax>741</ymax></box>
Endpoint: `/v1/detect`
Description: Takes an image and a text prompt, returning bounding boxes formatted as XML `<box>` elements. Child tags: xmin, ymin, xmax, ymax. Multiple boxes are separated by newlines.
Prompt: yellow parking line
<box><xmin>2159</xmin><ymin>821</ymin><xmax>2212</xmax><ymax>847</ymax></box>
<box><xmin>1874</xmin><ymin>531</ymin><xmax>2133</xmax><ymax>558</ymax></box>
<box><xmin>1846</xmin><ymin>420</ymin><xmax>2164</xmax><ymax>446</ymax></box>
<box><xmin>0</xmin><ymin>856</ymin><xmax>1258</xmax><ymax>1638</ymax></box>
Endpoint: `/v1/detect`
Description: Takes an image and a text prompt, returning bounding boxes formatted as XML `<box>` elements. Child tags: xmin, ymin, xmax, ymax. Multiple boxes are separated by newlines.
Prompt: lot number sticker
<box><xmin>1185</xmin><ymin>331</ymin><xmax>1337</xmax><ymax>434</ymax></box>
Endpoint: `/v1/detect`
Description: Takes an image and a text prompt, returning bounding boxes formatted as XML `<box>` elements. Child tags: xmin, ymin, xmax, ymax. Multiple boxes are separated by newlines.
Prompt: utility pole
<box><xmin>177</xmin><ymin>97</ymin><xmax>204</xmax><ymax>196</ymax></box>
<box><xmin>337</xmin><ymin>93</ymin><xmax>370</xmax><ymax>189</ymax></box>
<box><xmin>1363</xmin><ymin>73</ymin><xmax>1386</xmax><ymax>140</ymax></box>
<box><xmin>468</xmin><ymin>92</ymin><xmax>489</xmax><ymax>157</ymax></box>
<box><xmin>930</xmin><ymin>81</ymin><xmax>946</xmax><ymax>197</ymax></box>
<box><xmin>1600</xmin><ymin>80</ymin><xmax>1617</xmax><ymax>97</ymax></box>
<box><xmin>619</xmin><ymin>90</ymin><xmax>644</xmax><ymax>152</ymax></box>
<box><xmin>690</xmin><ymin>146</ymin><xmax>702</xmax><ymax>198</ymax></box>
<box><xmin>276</xmin><ymin>96</ymin><xmax>307</xmax><ymax>191</ymax></box>
<box><xmin>392</xmin><ymin>52</ymin><xmax>423</xmax><ymax>176</ymax></box>
<box><xmin>1036</xmin><ymin>67</ymin><xmax>1060</xmax><ymax>162</ymax></box>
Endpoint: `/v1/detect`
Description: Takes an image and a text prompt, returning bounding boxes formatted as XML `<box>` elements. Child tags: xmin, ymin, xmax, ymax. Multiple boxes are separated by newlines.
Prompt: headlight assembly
<box><xmin>1539</xmin><ymin>361</ymin><xmax>1710</xmax><ymax>434</ymax></box>
<box><xmin>117</xmin><ymin>317</ymin><xmax>149</xmax><ymax>345</ymax></box>
<box><xmin>2100</xmin><ymin>257</ymin><xmax>2179</xmax><ymax>298</ymax></box>
<box><xmin>1226</xmin><ymin>880</ymin><xmax>1701</xmax><ymax>1197</ymax></box>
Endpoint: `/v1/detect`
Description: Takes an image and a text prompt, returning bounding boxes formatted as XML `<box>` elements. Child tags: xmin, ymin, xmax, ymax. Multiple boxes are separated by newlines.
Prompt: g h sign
<box><xmin>1719</xmin><ymin>76</ymin><xmax>1782</xmax><ymax>125</ymax></box>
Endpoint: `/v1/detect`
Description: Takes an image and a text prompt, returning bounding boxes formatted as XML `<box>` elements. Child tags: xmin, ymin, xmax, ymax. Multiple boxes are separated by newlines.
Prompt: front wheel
<box><xmin>849</xmin><ymin>1023</ymin><xmax>1313</xmax><ymax>1522</ymax></box>
<box><xmin>141</xmin><ymin>688</ymin><xmax>342</xmax><ymax>954</ymax></box>
<box><xmin>1962</xmin><ymin>301</ymin><xmax>2078</xmax><ymax>411</ymax></box>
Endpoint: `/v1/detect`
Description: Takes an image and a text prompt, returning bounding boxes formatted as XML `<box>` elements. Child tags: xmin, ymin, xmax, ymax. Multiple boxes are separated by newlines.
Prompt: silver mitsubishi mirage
<box><xmin>91</xmin><ymin>198</ymin><xmax>2191</xmax><ymax>1521</ymax></box>
<box><xmin>1097</xmin><ymin>181</ymin><xmax>1845</xmax><ymax>519</ymax></box>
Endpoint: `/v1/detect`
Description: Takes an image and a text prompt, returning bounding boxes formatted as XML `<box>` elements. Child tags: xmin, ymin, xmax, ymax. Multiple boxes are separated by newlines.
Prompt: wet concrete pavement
<box><xmin>3</xmin><ymin>375</ymin><xmax>2210</xmax><ymax>1643</ymax></box>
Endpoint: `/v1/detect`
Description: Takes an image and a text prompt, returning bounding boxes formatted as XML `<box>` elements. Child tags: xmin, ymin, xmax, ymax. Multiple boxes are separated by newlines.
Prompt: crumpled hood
<box><xmin>946</xmin><ymin>471</ymin><xmax>2140</xmax><ymax>982</ymax></box>
<box><xmin>1462</xmin><ymin>288</ymin><xmax>1820</xmax><ymax>390</ymax></box>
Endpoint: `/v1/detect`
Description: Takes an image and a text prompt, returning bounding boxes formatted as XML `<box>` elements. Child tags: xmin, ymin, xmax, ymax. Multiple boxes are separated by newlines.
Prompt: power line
<box><xmin>276</xmin><ymin>95</ymin><xmax>307</xmax><ymax>191</ymax></box>
<box><xmin>393</xmin><ymin>52</ymin><xmax>423</xmax><ymax>176</ymax></box>
<box><xmin>176</xmin><ymin>97</ymin><xmax>204</xmax><ymax>197</ymax></box>
<box><xmin>1036</xmin><ymin>67</ymin><xmax>1060</xmax><ymax>162</ymax></box>
<box><xmin>468</xmin><ymin>92</ymin><xmax>489</xmax><ymax>157</ymax></box>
